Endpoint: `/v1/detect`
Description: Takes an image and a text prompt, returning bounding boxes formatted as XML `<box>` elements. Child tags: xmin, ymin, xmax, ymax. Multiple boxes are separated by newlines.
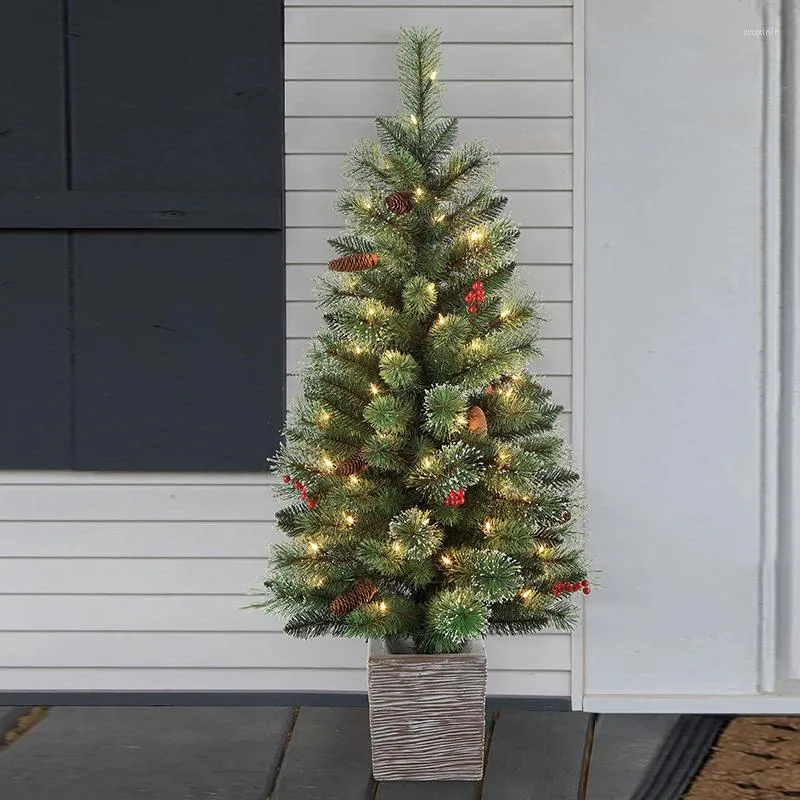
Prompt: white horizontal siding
<box><xmin>285</xmin><ymin>8</ymin><xmax>572</xmax><ymax>43</ymax></box>
<box><xmin>285</xmin><ymin>119</ymin><xmax>573</xmax><ymax>155</ymax></box>
<box><xmin>0</xmin><ymin>669</ymin><xmax>571</xmax><ymax>696</ymax></box>
<box><xmin>288</xmin><ymin>229</ymin><xmax>572</xmax><ymax>264</ymax></box>
<box><xmin>287</xmin><ymin>191</ymin><xmax>573</xmax><ymax>228</ymax></box>
<box><xmin>287</xmin><ymin>81</ymin><xmax>572</xmax><ymax>117</ymax></box>
<box><xmin>0</xmin><ymin>630</ymin><xmax>568</xmax><ymax>669</ymax></box>
<box><xmin>287</xmin><ymin>154</ymin><xmax>572</xmax><ymax>191</ymax></box>
<box><xmin>286</xmin><ymin>0</ymin><xmax>572</xmax><ymax>6</ymax></box>
<box><xmin>1</xmin><ymin>3</ymin><xmax>577</xmax><ymax>698</ymax></box>
<box><xmin>286</xmin><ymin>338</ymin><xmax>573</xmax><ymax>377</ymax></box>
<box><xmin>287</xmin><ymin>263</ymin><xmax>573</xmax><ymax>301</ymax></box>
<box><xmin>287</xmin><ymin>45</ymin><xmax>572</xmax><ymax>81</ymax></box>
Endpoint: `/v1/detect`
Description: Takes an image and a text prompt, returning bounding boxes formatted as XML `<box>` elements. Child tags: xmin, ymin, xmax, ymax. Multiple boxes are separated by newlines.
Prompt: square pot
<box><xmin>367</xmin><ymin>638</ymin><xmax>487</xmax><ymax>781</ymax></box>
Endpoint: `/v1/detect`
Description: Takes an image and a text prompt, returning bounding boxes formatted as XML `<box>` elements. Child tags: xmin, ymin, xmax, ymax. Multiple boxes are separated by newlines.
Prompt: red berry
<box><xmin>581</xmin><ymin>579</ymin><xmax>589</xmax><ymax>587</ymax></box>
<box><xmin>306</xmin><ymin>499</ymin><xmax>316</xmax><ymax>509</ymax></box>
<box><xmin>282</xmin><ymin>474</ymin><xmax>291</xmax><ymax>484</ymax></box>
<box><xmin>583</xmin><ymin>587</ymin><xmax>591</xmax><ymax>595</ymax></box>
<box><xmin>473</xmin><ymin>281</ymin><xmax>482</xmax><ymax>290</ymax></box>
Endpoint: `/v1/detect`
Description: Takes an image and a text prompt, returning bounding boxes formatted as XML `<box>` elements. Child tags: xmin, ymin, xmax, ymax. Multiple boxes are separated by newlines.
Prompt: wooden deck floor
<box><xmin>0</xmin><ymin>706</ymin><xmax>682</xmax><ymax>799</ymax></box>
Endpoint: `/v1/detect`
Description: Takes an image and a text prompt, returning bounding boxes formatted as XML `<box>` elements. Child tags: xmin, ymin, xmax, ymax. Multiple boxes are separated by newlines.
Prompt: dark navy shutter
<box><xmin>0</xmin><ymin>1</ymin><xmax>284</xmax><ymax>471</ymax></box>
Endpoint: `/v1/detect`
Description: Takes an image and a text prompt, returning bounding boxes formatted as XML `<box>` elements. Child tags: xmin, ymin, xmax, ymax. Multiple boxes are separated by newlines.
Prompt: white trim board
<box><xmin>584</xmin><ymin>694</ymin><xmax>800</xmax><ymax>715</ymax></box>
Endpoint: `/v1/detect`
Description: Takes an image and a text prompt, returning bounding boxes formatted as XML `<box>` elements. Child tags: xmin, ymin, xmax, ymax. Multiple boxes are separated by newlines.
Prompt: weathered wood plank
<box><xmin>585</xmin><ymin>714</ymin><xmax>681</xmax><ymax>800</ymax></box>
<box><xmin>0</xmin><ymin>707</ymin><xmax>294</xmax><ymax>800</ymax></box>
<box><xmin>482</xmin><ymin>711</ymin><xmax>590</xmax><ymax>800</ymax></box>
<box><xmin>379</xmin><ymin>780</ymin><xmax>477</xmax><ymax>799</ymax></box>
<box><xmin>272</xmin><ymin>707</ymin><xmax>374</xmax><ymax>800</ymax></box>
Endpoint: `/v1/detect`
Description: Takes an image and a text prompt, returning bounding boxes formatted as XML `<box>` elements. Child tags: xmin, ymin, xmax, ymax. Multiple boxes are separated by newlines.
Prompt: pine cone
<box><xmin>385</xmin><ymin>191</ymin><xmax>413</xmax><ymax>215</ymax></box>
<box><xmin>330</xmin><ymin>580</ymin><xmax>378</xmax><ymax>617</ymax></box>
<box><xmin>467</xmin><ymin>406</ymin><xmax>488</xmax><ymax>436</ymax></box>
<box><xmin>336</xmin><ymin>451</ymin><xmax>366</xmax><ymax>476</ymax></box>
<box><xmin>328</xmin><ymin>252</ymin><xmax>379</xmax><ymax>273</ymax></box>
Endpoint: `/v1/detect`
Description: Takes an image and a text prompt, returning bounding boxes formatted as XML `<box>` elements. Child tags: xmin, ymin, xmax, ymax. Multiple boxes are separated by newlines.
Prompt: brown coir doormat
<box><xmin>682</xmin><ymin>716</ymin><xmax>800</xmax><ymax>799</ymax></box>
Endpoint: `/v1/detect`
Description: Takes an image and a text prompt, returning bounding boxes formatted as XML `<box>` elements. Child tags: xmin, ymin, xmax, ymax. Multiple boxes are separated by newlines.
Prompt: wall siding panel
<box><xmin>2</xmin><ymin>3</ymin><xmax>578</xmax><ymax>699</ymax></box>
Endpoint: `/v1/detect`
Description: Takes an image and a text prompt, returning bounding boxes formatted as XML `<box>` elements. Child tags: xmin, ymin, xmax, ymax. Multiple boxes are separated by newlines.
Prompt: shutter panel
<box><xmin>0</xmin><ymin>1</ymin><xmax>284</xmax><ymax>471</ymax></box>
<box><xmin>0</xmin><ymin>2</ymin><xmax>71</xmax><ymax>468</ymax></box>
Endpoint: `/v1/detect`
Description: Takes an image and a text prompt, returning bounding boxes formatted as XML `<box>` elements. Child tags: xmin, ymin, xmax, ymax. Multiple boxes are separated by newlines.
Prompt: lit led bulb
<box><xmin>348</xmin><ymin>474</ymin><xmax>360</xmax><ymax>486</ymax></box>
<box><xmin>369</xmin><ymin>383</ymin><xmax>380</xmax><ymax>396</ymax></box>
<box><xmin>307</xmin><ymin>541</ymin><xmax>320</xmax><ymax>555</ymax></box>
<box><xmin>429</xmin><ymin>70</ymin><xmax>437</xmax><ymax>81</ymax></box>
<box><xmin>378</xmin><ymin>601</ymin><xmax>388</xmax><ymax>612</ymax></box>
<box><xmin>520</xmin><ymin>588</ymin><xmax>533</xmax><ymax>601</ymax></box>
<box><xmin>499</xmin><ymin>307</ymin><xmax>511</xmax><ymax>320</ymax></box>
<box><xmin>440</xmin><ymin>555</ymin><xmax>452</xmax><ymax>566</ymax></box>
<box><xmin>344</xmin><ymin>514</ymin><xmax>356</xmax><ymax>527</ymax></box>
<box><xmin>433</xmin><ymin>213</ymin><xmax>445</xmax><ymax>223</ymax></box>
<box><xmin>391</xmin><ymin>541</ymin><xmax>403</xmax><ymax>554</ymax></box>
<box><xmin>410</xmin><ymin>114</ymin><xmax>418</xmax><ymax>126</ymax></box>
<box><xmin>421</xmin><ymin>456</ymin><xmax>433</xmax><ymax>469</ymax></box>
<box><xmin>415</xmin><ymin>186</ymin><xmax>424</xmax><ymax>198</ymax></box>
<box><xmin>321</xmin><ymin>455</ymin><xmax>335</xmax><ymax>471</ymax></box>
<box><xmin>483</xmin><ymin>519</ymin><xmax>493</xmax><ymax>533</ymax></box>
<box><xmin>469</xmin><ymin>228</ymin><xmax>484</xmax><ymax>242</ymax></box>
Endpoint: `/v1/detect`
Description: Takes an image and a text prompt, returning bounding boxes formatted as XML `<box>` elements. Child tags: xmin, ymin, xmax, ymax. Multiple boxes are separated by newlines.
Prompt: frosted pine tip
<box><xmin>410</xmin><ymin>114</ymin><xmax>418</xmax><ymax>126</ymax></box>
<box><xmin>433</xmin><ymin>213</ymin><xmax>445</xmax><ymax>223</ymax></box>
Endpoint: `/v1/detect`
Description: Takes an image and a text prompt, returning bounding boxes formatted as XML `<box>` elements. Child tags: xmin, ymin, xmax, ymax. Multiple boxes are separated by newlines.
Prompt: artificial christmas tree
<box><xmin>260</xmin><ymin>26</ymin><xmax>589</xmax><ymax>780</ymax></box>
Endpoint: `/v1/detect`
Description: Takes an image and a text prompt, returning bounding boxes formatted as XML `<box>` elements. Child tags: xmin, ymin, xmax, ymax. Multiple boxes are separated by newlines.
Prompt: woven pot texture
<box><xmin>367</xmin><ymin>638</ymin><xmax>487</xmax><ymax>781</ymax></box>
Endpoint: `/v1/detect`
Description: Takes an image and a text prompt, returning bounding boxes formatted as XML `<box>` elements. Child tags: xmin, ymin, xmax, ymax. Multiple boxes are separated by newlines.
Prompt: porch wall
<box><xmin>0</xmin><ymin>0</ymin><xmax>581</xmax><ymax>697</ymax></box>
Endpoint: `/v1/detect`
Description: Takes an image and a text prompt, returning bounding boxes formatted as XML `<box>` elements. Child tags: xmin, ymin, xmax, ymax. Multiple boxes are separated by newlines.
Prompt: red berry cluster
<box><xmin>465</xmin><ymin>281</ymin><xmax>486</xmax><ymax>315</ymax></box>
<box><xmin>552</xmin><ymin>579</ymin><xmax>590</xmax><ymax>597</ymax></box>
<box><xmin>445</xmin><ymin>488</ymin><xmax>466</xmax><ymax>507</ymax></box>
<box><xmin>283</xmin><ymin>474</ymin><xmax>317</xmax><ymax>509</ymax></box>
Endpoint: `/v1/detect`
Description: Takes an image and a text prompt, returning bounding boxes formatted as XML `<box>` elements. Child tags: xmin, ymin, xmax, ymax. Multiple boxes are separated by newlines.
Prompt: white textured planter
<box><xmin>367</xmin><ymin>638</ymin><xmax>487</xmax><ymax>781</ymax></box>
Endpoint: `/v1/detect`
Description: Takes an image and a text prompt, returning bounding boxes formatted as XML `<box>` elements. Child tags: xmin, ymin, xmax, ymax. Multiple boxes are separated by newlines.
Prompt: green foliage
<box><xmin>261</xmin><ymin>27</ymin><xmax>589</xmax><ymax>656</ymax></box>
